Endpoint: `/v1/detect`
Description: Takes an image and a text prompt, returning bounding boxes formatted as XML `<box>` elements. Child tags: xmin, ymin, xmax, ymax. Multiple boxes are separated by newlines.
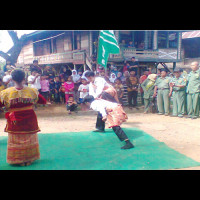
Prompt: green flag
<box><xmin>97</xmin><ymin>30</ymin><xmax>120</xmax><ymax>68</ymax></box>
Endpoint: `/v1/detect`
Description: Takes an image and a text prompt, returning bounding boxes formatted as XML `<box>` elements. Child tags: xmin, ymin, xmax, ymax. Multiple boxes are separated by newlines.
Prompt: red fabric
<box><xmin>2</xmin><ymin>93</ymin><xmax>47</xmax><ymax>134</ymax></box>
<box><xmin>5</xmin><ymin>109</ymin><xmax>40</xmax><ymax>134</ymax></box>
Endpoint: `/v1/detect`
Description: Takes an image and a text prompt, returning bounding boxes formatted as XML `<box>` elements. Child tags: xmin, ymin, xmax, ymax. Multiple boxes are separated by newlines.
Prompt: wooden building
<box><xmin>16</xmin><ymin>30</ymin><xmax>183</xmax><ymax>73</ymax></box>
<box><xmin>181</xmin><ymin>30</ymin><xmax>200</xmax><ymax>69</ymax></box>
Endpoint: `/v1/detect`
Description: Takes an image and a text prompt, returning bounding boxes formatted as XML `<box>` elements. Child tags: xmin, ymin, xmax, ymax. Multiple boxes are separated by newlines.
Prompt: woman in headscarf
<box><xmin>141</xmin><ymin>74</ymin><xmax>157</xmax><ymax>114</ymax></box>
<box><xmin>117</xmin><ymin>72</ymin><xmax>125</xmax><ymax>83</ymax></box>
<box><xmin>71</xmin><ymin>69</ymin><xmax>81</xmax><ymax>102</ymax></box>
<box><xmin>109</xmin><ymin>73</ymin><xmax>117</xmax><ymax>85</ymax></box>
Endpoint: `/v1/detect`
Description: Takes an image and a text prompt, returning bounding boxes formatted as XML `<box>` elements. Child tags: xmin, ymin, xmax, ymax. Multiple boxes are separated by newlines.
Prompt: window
<box><xmin>74</xmin><ymin>32</ymin><xmax>81</xmax><ymax>50</ymax></box>
<box><xmin>158</xmin><ymin>31</ymin><xmax>178</xmax><ymax>49</ymax></box>
<box><xmin>168</xmin><ymin>31</ymin><xmax>178</xmax><ymax>48</ymax></box>
<box><xmin>119</xmin><ymin>31</ymin><xmax>132</xmax><ymax>47</ymax></box>
<box><xmin>158</xmin><ymin>31</ymin><xmax>168</xmax><ymax>48</ymax></box>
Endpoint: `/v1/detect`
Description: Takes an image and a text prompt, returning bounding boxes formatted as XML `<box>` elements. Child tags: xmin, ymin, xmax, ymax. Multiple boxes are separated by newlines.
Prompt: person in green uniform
<box><xmin>169</xmin><ymin>68</ymin><xmax>187</xmax><ymax>118</ymax></box>
<box><xmin>186</xmin><ymin>62</ymin><xmax>200</xmax><ymax>119</ymax></box>
<box><xmin>141</xmin><ymin>74</ymin><xmax>157</xmax><ymax>114</ymax></box>
<box><xmin>180</xmin><ymin>68</ymin><xmax>188</xmax><ymax>114</ymax></box>
<box><xmin>153</xmin><ymin>69</ymin><xmax>171</xmax><ymax>116</ymax></box>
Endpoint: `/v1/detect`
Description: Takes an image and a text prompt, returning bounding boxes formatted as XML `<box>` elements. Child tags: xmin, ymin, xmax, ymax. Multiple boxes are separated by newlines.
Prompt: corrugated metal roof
<box><xmin>182</xmin><ymin>30</ymin><xmax>200</xmax><ymax>39</ymax></box>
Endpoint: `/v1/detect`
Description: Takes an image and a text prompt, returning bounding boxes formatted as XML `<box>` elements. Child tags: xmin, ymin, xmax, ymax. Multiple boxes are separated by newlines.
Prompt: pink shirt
<box><xmin>64</xmin><ymin>81</ymin><xmax>74</xmax><ymax>93</ymax></box>
<box><xmin>40</xmin><ymin>80</ymin><xmax>50</xmax><ymax>92</ymax></box>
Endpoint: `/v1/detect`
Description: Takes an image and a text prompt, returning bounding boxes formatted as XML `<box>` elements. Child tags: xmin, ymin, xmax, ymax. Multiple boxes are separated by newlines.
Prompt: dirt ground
<box><xmin>1</xmin><ymin>104</ymin><xmax>200</xmax><ymax>170</ymax></box>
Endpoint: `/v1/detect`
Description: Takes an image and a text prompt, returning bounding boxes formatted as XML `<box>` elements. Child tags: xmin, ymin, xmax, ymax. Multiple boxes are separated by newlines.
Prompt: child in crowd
<box><xmin>49</xmin><ymin>78</ymin><xmax>55</xmax><ymax>103</ymax></box>
<box><xmin>54</xmin><ymin>76</ymin><xmax>61</xmax><ymax>104</ymax></box>
<box><xmin>64</xmin><ymin>76</ymin><xmax>74</xmax><ymax>103</ymax></box>
<box><xmin>59</xmin><ymin>78</ymin><xmax>66</xmax><ymax>104</ymax></box>
<box><xmin>66</xmin><ymin>96</ymin><xmax>78</xmax><ymax>114</ymax></box>
<box><xmin>114</xmin><ymin>78</ymin><xmax>124</xmax><ymax>105</ymax></box>
<box><xmin>78</xmin><ymin>78</ymin><xmax>89</xmax><ymax>111</ymax></box>
<box><xmin>40</xmin><ymin>75</ymin><xmax>50</xmax><ymax>103</ymax></box>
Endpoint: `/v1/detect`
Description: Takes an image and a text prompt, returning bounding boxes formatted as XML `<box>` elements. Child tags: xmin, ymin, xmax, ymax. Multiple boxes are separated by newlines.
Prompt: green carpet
<box><xmin>0</xmin><ymin>127</ymin><xmax>200</xmax><ymax>170</ymax></box>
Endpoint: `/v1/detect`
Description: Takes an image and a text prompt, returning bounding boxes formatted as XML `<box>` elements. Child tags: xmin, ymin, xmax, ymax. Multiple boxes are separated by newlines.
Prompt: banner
<box><xmin>97</xmin><ymin>30</ymin><xmax>120</xmax><ymax>68</ymax></box>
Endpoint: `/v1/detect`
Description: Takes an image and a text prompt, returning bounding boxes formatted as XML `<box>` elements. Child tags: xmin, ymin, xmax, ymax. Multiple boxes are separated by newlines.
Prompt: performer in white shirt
<box><xmin>85</xmin><ymin>71</ymin><xmax>119</xmax><ymax>132</ymax></box>
<box><xmin>82</xmin><ymin>95</ymin><xmax>134</xmax><ymax>149</ymax></box>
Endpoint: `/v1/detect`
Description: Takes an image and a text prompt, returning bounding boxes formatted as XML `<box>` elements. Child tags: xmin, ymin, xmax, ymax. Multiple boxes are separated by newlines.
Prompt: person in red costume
<box><xmin>0</xmin><ymin>69</ymin><xmax>47</xmax><ymax>166</ymax></box>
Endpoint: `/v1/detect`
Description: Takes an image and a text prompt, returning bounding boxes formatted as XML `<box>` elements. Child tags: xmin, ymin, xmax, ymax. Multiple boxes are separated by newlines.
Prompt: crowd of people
<box><xmin>0</xmin><ymin>57</ymin><xmax>200</xmax><ymax>167</ymax></box>
<box><xmin>0</xmin><ymin>58</ymin><xmax>200</xmax><ymax>119</ymax></box>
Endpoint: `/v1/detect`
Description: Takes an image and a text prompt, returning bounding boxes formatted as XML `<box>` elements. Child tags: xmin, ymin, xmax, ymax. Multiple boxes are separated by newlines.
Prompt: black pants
<box><xmin>112</xmin><ymin>126</ymin><xmax>129</xmax><ymax>142</ymax></box>
<box><xmin>95</xmin><ymin>92</ymin><xmax>117</xmax><ymax>131</ymax></box>
<box><xmin>96</xmin><ymin>112</ymin><xmax>105</xmax><ymax>131</ymax></box>
<box><xmin>128</xmin><ymin>91</ymin><xmax>138</xmax><ymax>107</ymax></box>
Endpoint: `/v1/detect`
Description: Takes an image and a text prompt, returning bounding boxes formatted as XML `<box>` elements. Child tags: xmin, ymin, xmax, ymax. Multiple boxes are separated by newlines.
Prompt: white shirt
<box><xmin>89</xmin><ymin>77</ymin><xmax>110</xmax><ymax>99</ymax></box>
<box><xmin>28</xmin><ymin>75</ymin><xmax>41</xmax><ymax>90</ymax></box>
<box><xmin>78</xmin><ymin>84</ymin><xmax>89</xmax><ymax>98</ymax></box>
<box><xmin>3</xmin><ymin>75</ymin><xmax>14</xmax><ymax>87</ymax></box>
<box><xmin>90</xmin><ymin>99</ymin><xmax>118</xmax><ymax>117</ymax></box>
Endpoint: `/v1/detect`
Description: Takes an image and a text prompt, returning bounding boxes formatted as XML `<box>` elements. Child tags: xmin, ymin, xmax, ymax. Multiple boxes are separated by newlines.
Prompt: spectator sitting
<box><xmin>127</xmin><ymin>41</ymin><xmax>135</xmax><ymax>48</ymax></box>
<box><xmin>66</xmin><ymin>96</ymin><xmax>78</xmax><ymax>114</ymax></box>
<box><xmin>120</xmin><ymin>39</ymin><xmax>127</xmax><ymax>48</ymax></box>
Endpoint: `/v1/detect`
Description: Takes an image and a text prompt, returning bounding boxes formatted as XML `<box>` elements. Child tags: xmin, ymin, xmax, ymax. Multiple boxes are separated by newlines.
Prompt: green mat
<box><xmin>0</xmin><ymin>127</ymin><xmax>200</xmax><ymax>170</ymax></box>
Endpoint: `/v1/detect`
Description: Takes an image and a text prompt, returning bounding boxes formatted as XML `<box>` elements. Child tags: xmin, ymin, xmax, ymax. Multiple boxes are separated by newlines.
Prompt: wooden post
<box><xmin>153</xmin><ymin>31</ymin><xmax>158</xmax><ymax>50</ymax></box>
<box><xmin>144</xmin><ymin>31</ymin><xmax>148</xmax><ymax>50</ymax></box>
<box><xmin>84</xmin><ymin>63</ymin><xmax>86</xmax><ymax>71</ymax></box>
<box><xmin>173</xmin><ymin>62</ymin><xmax>176</xmax><ymax>71</ymax></box>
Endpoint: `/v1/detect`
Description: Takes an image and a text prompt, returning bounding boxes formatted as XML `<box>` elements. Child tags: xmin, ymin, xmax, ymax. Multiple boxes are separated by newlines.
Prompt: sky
<box><xmin>0</xmin><ymin>30</ymin><xmax>36</xmax><ymax>61</ymax></box>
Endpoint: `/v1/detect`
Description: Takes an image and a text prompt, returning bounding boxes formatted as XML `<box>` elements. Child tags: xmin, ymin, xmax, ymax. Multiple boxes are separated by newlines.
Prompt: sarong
<box><xmin>106</xmin><ymin>104</ymin><xmax>128</xmax><ymax>128</ymax></box>
<box><xmin>7</xmin><ymin>133</ymin><xmax>40</xmax><ymax>164</ymax></box>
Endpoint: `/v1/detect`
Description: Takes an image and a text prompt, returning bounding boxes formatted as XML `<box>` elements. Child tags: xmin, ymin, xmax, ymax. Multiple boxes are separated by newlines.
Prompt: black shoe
<box><xmin>93</xmin><ymin>129</ymin><xmax>105</xmax><ymax>133</ymax></box>
<box><xmin>121</xmin><ymin>141</ymin><xmax>134</xmax><ymax>150</ymax></box>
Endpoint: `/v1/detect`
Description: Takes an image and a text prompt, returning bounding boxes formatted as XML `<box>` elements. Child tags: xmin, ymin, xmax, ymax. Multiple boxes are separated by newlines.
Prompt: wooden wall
<box><xmin>81</xmin><ymin>31</ymin><xmax>89</xmax><ymax>53</ymax></box>
<box><xmin>17</xmin><ymin>40</ymin><xmax>34</xmax><ymax>65</ymax></box>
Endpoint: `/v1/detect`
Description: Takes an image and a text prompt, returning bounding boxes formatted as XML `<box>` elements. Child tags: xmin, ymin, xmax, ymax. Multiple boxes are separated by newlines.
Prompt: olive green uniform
<box><xmin>141</xmin><ymin>79</ymin><xmax>155</xmax><ymax>112</ymax></box>
<box><xmin>186</xmin><ymin>69</ymin><xmax>200</xmax><ymax>118</ymax></box>
<box><xmin>170</xmin><ymin>77</ymin><xmax>187</xmax><ymax>117</ymax></box>
<box><xmin>155</xmin><ymin>76</ymin><xmax>171</xmax><ymax>115</ymax></box>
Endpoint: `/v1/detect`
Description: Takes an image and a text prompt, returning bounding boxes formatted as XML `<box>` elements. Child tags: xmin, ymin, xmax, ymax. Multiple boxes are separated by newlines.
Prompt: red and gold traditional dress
<box><xmin>0</xmin><ymin>86</ymin><xmax>46</xmax><ymax>164</ymax></box>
